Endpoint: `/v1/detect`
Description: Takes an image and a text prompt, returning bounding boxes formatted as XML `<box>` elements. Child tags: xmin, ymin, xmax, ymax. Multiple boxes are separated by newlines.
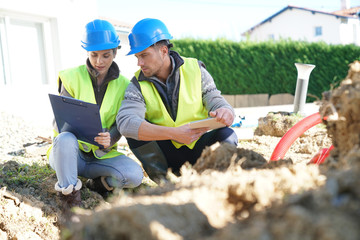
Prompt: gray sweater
<box><xmin>116</xmin><ymin>51</ymin><xmax>234</xmax><ymax>140</ymax></box>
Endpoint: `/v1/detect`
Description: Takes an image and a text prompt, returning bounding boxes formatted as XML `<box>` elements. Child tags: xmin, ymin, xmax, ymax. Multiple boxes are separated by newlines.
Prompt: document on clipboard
<box><xmin>48</xmin><ymin>94</ymin><xmax>103</xmax><ymax>146</ymax></box>
<box><xmin>189</xmin><ymin>118</ymin><xmax>226</xmax><ymax>130</ymax></box>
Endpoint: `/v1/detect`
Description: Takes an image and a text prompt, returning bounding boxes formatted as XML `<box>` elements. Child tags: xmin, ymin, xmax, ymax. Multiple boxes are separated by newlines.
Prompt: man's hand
<box><xmin>172</xmin><ymin>124</ymin><xmax>209</xmax><ymax>145</ymax></box>
<box><xmin>209</xmin><ymin>108</ymin><xmax>234</xmax><ymax>126</ymax></box>
<box><xmin>94</xmin><ymin>132</ymin><xmax>111</xmax><ymax>148</ymax></box>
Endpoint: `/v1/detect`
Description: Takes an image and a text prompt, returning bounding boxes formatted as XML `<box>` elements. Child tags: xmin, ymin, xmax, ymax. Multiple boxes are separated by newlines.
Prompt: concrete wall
<box><xmin>223</xmin><ymin>93</ymin><xmax>294</xmax><ymax>108</ymax></box>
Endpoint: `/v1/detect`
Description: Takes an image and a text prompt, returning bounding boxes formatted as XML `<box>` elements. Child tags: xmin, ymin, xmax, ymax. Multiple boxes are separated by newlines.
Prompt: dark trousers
<box><xmin>127</xmin><ymin>127</ymin><xmax>238</xmax><ymax>173</ymax></box>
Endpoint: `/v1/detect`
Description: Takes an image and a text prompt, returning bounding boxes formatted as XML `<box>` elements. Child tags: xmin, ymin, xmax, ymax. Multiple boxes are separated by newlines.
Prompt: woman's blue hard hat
<box><xmin>81</xmin><ymin>19</ymin><xmax>120</xmax><ymax>51</ymax></box>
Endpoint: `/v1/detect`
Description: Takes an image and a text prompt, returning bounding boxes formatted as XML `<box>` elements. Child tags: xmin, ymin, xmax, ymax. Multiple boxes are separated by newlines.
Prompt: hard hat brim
<box><xmin>126</xmin><ymin>44</ymin><xmax>149</xmax><ymax>55</ymax></box>
<box><xmin>127</xmin><ymin>35</ymin><xmax>173</xmax><ymax>55</ymax></box>
<box><xmin>82</xmin><ymin>41</ymin><xmax>120</xmax><ymax>51</ymax></box>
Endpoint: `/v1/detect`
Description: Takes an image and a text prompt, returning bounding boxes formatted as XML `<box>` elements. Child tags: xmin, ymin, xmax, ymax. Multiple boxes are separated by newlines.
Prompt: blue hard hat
<box><xmin>81</xmin><ymin>19</ymin><xmax>120</xmax><ymax>51</ymax></box>
<box><xmin>127</xmin><ymin>18</ymin><xmax>173</xmax><ymax>55</ymax></box>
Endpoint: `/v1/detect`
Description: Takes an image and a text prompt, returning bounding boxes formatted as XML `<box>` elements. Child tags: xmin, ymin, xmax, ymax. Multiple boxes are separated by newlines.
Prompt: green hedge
<box><xmin>172</xmin><ymin>39</ymin><xmax>360</xmax><ymax>101</ymax></box>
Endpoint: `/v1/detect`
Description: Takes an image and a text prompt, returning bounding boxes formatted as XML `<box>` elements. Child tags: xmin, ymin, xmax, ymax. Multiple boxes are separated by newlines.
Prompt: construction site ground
<box><xmin>1</xmin><ymin>62</ymin><xmax>360</xmax><ymax>239</ymax></box>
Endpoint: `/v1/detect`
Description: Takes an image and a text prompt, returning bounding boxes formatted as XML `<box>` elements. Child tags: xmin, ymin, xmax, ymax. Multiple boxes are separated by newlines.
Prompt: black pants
<box><xmin>127</xmin><ymin>127</ymin><xmax>238</xmax><ymax>173</ymax></box>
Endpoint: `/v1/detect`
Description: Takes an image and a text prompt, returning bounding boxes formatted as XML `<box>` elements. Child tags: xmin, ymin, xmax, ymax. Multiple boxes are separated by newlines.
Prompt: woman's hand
<box><xmin>94</xmin><ymin>132</ymin><xmax>111</xmax><ymax>148</ymax></box>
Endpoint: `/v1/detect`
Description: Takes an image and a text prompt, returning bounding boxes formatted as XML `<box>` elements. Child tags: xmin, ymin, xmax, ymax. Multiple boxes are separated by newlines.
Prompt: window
<box><xmin>0</xmin><ymin>18</ymin><xmax>8</xmax><ymax>86</ymax></box>
<box><xmin>0</xmin><ymin>15</ymin><xmax>53</xmax><ymax>86</ymax></box>
<box><xmin>315</xmin><ymin>26</ymin><xmax>322</xmax><ymax>36</ymax></box>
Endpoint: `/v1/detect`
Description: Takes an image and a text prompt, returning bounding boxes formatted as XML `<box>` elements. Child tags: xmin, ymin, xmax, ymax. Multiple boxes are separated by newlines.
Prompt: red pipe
<box><xmin>308</xmin><ymin>145</ymin><xmax>334</xmax><ymax>164</ymax></box>
<box><xmin>270</xmin><ymin>112</ymin><xmax>323</xmax><ymax>161</ymax></box>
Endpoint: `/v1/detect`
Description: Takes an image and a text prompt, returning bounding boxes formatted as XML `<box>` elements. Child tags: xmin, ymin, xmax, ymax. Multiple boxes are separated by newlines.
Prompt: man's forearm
<box><xmin>137</xmin><ymin>121</ymin><xmax>208</xmax><ymax>145</ymax></box>
<box><xmin>137</xmin><ymin>121</ymin><xmax>173</xmax><ymax>141</ymax></box>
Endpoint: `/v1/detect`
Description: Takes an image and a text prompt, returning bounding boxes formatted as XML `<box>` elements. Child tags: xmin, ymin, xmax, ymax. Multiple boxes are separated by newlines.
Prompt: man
<box><xmin>117</xmin><ymin>18</ymin><xmax>238</xmax><ymax>182</ymax></box>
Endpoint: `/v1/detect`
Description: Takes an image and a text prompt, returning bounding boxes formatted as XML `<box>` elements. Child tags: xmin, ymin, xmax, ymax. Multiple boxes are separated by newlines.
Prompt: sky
<box><xmin>98</xmin><ymin>0</ymin><xmax>360</xmax><ymax>41</ymax></box>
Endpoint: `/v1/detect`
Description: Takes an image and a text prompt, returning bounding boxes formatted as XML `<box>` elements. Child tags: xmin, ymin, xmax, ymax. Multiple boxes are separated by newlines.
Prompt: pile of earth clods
<box><xmin>320</xmin><ymin>60</ymin><xmax>360</xmax><ymax>171</ymax></box>
<box><xmin>61</xmin><ymin>62</ymin><xmax>360</xmax><ymax>240</ymax></box>
<box><xmin>62</xmin><ymin>150</ymin><xmax>326</xmax><ymax>240</ymax></box>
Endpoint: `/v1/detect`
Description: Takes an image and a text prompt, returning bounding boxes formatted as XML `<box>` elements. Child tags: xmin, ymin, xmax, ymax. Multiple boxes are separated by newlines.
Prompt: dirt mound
<box><xmin>193</xmin><ymin>142</ymin><xmax>267</xmax><ymax>172</ymax></box>
<box><xmin>255</xmin><ymin>112</ymin><xmax>300</xmax><ymax>137</ymax></box>
<box><xmin>320</xmin><ymin>60</ymin><xmax>360</xmax><ymax>170</ymax></box>
<box><xmin>0</xmin><ymin>187</ymin><xmax>59</xmax><ymax>239</ymax></box>
<box><xmin>65</xmin><ymin>162</ymin><xmax>325</xmax><ymax>240</ymax></box>
<box><xmin>60</xmin><ymin>125</ymin><xmax>332</xmax><ymax>239</ymax></box>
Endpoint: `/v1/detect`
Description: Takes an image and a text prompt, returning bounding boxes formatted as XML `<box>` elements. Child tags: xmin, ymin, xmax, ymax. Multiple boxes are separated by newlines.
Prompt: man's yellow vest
<box><xmin>136</xmin><ymin>57</ymin><xmax>208</xmax><ymax>149</ymax></box>
<box><xmin>48</xmin><ymin>65</ymin><xmax>129</xmax><ymax>159</ymax></box>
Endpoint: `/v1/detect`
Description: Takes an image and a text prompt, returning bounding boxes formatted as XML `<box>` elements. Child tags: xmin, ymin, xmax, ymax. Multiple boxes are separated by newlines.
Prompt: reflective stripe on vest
<box><xmin>50</xmin><ymin>65</ymin><xmax>129</xmax><ymax>159</ymax></box>
<box><xmin>136</xmin><ymin>57</ymin><xmax>207</xmax><ymax>149</ymax></box>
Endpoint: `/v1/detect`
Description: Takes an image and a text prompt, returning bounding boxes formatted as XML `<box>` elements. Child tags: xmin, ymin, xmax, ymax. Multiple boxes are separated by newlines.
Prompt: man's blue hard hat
<box><xmin>81</xmin><ymin>19</ymin><xmax>120</xmax><ymax>51</ymax></box>
<box><xmin>127</xmin><ymin>18</ymin><xmax>173</xmax><ymax>55</ymax></box>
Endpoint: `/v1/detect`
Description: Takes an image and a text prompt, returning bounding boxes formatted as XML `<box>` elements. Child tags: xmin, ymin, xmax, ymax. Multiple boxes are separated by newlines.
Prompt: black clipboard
<box><xmin>48</xmin><ymin>94</ymin><xmax>103</xmax><ymax>146</ymax></box>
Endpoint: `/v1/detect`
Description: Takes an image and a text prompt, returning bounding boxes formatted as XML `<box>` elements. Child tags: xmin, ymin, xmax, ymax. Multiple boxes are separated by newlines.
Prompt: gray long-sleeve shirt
<box><xmin>116</xmin><ymin>51</ymin><xmax>234</xmax><ymax>140</ymax></box>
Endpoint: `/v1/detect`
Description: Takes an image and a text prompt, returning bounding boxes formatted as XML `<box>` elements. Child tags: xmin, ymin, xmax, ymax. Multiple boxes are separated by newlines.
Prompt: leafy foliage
<box><xmin>172</xmin><ymin>39</ymin><xmax>360</xmax><ymax>101</ymax></box>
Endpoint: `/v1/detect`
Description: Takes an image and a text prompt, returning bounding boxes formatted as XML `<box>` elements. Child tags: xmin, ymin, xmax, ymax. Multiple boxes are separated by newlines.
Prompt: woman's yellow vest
<box><xmin>48</xmin><ymin>65</ymin><xmax>129</xmax><ymax>159</ymax></box>
<box><xmin>136</xmin><ymin>57</ymin><xmax>208</xmax><ymax>149</ymax></box>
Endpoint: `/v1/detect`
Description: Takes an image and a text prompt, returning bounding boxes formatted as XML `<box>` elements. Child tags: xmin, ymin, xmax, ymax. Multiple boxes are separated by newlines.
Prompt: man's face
<box><xmin>88</xmin><ymin>49</ymin><xmax>115</xmax><ymax>76</ymax></box>
<box><xmin>134</xmin><ymin>46</ymin><xmax>166</xmax><ymax>78</ymax></box>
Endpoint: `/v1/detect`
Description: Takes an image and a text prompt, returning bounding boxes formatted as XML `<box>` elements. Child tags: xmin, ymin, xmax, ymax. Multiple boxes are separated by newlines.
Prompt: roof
<box><xmin>332</xmin><ymin>6</ymin><xmax>360</xmax><ymax>17</ymax></box>
<box><xmin>243</xmin><ymin>5</ymin><xmax>359</xmax><ymax>36</ymax></box>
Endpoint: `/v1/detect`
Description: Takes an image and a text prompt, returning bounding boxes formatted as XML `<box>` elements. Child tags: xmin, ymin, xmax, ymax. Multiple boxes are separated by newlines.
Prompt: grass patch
<box><xmin>1</xmin><ymin>161</ymin><xmax>55</xmax><ymax>188</ymax></box>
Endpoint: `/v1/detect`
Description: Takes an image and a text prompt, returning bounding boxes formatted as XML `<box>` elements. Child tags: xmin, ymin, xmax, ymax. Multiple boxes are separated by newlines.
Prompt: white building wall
<box><xmin>339</xmin><ymin>18</ymin><xmax>360</xmax><ymax>45</ymax></box>
<box><xmin>247</xmin><ymin>8</ymin><xmax>357</xmax><ymax>45</ymax></box>
<box><xmin>0</xmin><ymin>0</ymin><xmax>98</xmax><ymax>84</ymax></box>
<box><xmin>0</xmin><ymin>0</ymin><xmax>136</xmax><ymax>126</ymax></box>
<box><xmin>115</xmin><ymin>32</ymin><xmax>138</xmax><ymax>80</ymax></box>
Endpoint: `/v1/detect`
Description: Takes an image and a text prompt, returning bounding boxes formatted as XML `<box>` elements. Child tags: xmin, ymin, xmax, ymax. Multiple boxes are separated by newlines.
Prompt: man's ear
<box><xmin>160</xmin><ymin>45</ymin><xmax>168</xmax><ymax>56</ymax></box>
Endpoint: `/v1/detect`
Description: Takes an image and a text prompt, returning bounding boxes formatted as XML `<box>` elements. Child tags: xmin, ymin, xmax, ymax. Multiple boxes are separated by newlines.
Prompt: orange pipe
<box><xmin>270</xmin><ymin>112</ymin><xmax>323</xmax><ymax>161</ymax></box>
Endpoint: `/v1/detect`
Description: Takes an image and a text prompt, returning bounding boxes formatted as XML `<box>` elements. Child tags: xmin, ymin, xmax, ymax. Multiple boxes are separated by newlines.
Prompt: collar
<box><xmin>169</xmin><ymin>50</ymin><xmax>184</xmax><ymax>70</ymax></box>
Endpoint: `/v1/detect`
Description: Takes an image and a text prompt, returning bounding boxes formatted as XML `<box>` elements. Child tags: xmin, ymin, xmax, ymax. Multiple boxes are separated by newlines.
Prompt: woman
<box><xmin>48</xmin><ymin>19</ymin><xmax>143</xmax><ymax>210</ymax></box>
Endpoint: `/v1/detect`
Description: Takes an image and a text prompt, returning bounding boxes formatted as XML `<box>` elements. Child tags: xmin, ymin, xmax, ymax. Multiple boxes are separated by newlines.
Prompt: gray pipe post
<box><xmin>293</xmin><ymin>63</ymin><xmax>315</xmax><ymax>115</ymax></box>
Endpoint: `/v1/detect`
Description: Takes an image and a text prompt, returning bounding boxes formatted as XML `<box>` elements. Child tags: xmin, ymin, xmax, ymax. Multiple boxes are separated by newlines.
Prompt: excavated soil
<box><xmin>1</xmin><ymin>61</ymin><xmax>360</xmax><ymax>239</ymax></box>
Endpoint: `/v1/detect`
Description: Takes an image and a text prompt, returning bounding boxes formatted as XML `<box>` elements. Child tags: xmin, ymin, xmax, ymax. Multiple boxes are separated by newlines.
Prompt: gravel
<box><xmin>0</xmin><ymin>111</ymin><xmax>52</xmax><ymax>164</ymax></box>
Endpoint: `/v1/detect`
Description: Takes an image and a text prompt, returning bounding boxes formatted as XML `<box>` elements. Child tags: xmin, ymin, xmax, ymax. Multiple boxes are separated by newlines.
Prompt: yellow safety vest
<box><xmin>136</xmin><ymin>57</ymin><xmax>208</xmax><ymax>149</ymax></box>
<box><xmin>48</xmin><ymin>65</ymin><xmax>129</xmax><ymax>159</ymax></box>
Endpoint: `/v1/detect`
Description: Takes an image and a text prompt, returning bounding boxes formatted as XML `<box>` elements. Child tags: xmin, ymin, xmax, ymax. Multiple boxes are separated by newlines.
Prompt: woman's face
<box><xmin>88</xmin><ymin>49</ymin><xmax>116</xmax><ymax>76</ymax></box>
